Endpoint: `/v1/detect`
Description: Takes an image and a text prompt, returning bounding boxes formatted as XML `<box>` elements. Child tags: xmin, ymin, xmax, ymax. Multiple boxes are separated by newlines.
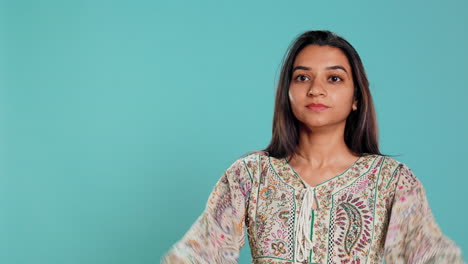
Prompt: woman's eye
<box><xmin>295</xmin><ymin>74</ymin><xmax>342</xmax><ymax>83</ymax></box>
<box><xmin>329</xmin><ymin>75</ymin><xmax>343</xmax><ymax>82</ymax></box>
<box><xmin>295</xmin><ymin>75</ymin><xmax>309</xmax><ymax>81</ymax></box>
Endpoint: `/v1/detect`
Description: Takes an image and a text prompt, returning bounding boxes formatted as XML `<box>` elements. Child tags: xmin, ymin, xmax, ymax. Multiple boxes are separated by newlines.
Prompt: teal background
<box><xmin>2</xmin><ymin>0</ymin><xmax>467</xmax><ymax>263</ymax></box>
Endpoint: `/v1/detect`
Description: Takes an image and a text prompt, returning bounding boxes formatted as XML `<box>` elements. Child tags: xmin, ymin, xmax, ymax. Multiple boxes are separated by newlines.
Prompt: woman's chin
<box><xmin>300</xmin><ymin>120</ymin><xmax>345</xmax><ymax>131</ymax></box>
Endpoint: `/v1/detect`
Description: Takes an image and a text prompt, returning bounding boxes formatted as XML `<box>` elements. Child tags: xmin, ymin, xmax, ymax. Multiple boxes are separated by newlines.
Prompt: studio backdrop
<box><xmin>1</xmin><ymin>0</ymin><xmax>467</xmax><ymax>263</ymax></box>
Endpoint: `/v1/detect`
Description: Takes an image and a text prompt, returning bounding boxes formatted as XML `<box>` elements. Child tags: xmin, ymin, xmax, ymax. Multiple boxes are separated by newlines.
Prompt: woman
<box><xmin>161</xmin><ymin>30</ymin><xmax>465</xmax><ymax>263</ymax></box>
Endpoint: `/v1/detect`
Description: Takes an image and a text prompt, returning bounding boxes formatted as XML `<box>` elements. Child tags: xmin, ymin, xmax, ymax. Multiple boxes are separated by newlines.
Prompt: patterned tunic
<box><xmin>161</xmin><ymin>153</ymin><xmax>465</xmax><ymax>263</ymax></box>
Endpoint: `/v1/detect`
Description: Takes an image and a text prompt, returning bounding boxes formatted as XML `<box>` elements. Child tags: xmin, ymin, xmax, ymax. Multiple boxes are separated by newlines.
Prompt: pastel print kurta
<box><xmin>161</xmin><ymin>153</ymin><xmax>465</xmax><ymax>264</ymax></box>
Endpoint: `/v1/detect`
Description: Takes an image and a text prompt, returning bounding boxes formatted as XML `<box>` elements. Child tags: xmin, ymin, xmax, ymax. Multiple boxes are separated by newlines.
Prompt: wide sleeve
<box><xmin>160</xmin><ymin>157</ymin><xmax>252</xmax><ymax>264</ymax></box>
<box><xmin>383</xmin><ymin>163</ymin><xmax>465</xmax><ymax>263</ymax></box>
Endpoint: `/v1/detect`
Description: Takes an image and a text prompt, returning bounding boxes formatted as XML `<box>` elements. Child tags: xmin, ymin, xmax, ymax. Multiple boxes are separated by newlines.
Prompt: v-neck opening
<box><xmin>283</xmin><ymin>155</ymin><xmax>365</xmax><ymax>188</ymax></box>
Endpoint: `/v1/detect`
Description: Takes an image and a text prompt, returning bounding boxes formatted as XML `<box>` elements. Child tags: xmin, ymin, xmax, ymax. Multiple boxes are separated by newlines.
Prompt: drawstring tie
<box><xmin>294</xmin><ymin>186</ymin><xmax>315</xmax><ymax>263</ymax></box>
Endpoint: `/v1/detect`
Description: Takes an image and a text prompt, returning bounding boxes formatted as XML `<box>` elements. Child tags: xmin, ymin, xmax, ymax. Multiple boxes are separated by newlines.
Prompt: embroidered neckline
<box><xmin>283</xmin><ymin>155</ymin><xmax>370</xmax><ymax>189</ymax></box>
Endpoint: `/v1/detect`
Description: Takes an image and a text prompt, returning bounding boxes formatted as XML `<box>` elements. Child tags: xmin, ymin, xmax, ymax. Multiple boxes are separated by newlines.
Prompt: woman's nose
<box><xmin>307</xmin><ymin>80</ymin><xmax>326</xmax><ymax>96</ymax></box>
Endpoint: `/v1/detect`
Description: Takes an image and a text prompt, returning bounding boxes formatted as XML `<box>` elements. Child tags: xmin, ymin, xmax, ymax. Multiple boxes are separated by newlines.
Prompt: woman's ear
<box><xmin>352</xmin><ymin>99</ymin><xmax>358</xmax><ymax>111</ymax></box>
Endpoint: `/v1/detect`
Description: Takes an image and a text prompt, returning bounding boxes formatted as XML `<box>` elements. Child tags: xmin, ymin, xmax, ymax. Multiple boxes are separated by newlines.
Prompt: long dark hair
<box><xmin>244</xmin><ymin>30</ymin><xmax>396</xmax><ymax>160</ymax></box>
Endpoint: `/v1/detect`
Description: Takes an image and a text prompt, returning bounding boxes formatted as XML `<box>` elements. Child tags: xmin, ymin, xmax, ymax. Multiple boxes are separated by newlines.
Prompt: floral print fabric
<box><xmin>161</xmin><ymin>153</ymin><xmax>464</xmax><ymax>263</ymax></box>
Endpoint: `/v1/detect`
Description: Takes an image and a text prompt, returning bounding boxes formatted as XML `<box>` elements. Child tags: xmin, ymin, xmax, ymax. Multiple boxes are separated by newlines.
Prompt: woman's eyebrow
<box><xmin>293</xmin><ymin>65</ymin><xmax>348</xmax><ymax>73</ymax></box>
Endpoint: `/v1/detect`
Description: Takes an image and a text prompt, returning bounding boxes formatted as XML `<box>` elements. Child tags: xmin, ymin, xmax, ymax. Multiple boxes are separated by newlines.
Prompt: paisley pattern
<box><xmin>335</xmin><ymin>193</ymin><xmax>372</xmax><ymax>259</ymax></box>
<box><xmin>161</xmin><ymin>153</ymin><xmax>465</xmax><ymax>264</ymax></box>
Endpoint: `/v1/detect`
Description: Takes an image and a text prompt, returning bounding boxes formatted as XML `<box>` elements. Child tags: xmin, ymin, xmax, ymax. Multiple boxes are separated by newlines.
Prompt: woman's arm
<box><xmin>383</xmin><ymin>163</ymin><xmax>465</xmax><ymax>263</ymax></box>
<box><xmin>160</xmin><ymin>157</ymin><xmax>252</xmax><ymax>264</ymax></box>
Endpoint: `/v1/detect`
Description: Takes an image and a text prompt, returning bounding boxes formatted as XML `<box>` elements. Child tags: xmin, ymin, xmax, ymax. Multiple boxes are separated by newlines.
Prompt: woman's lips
<box><xmin>306</xmin><ymin>104</ymin><xmax>330</xmax><ymax>111</ymax></box>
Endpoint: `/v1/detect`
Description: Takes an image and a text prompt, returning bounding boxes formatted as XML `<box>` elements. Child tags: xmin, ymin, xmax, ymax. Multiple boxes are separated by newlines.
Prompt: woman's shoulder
<box><xmin>375</xmin><ymin>155</ymin><xmax>421</xmax><ymax>189</ymax></box>
<box><xmin>357</xmin><ymin>154</ymin><xmax>419</xmax><ymax>190</ymax></box>
<box><xmin>240</xmin><ymin>150</ymin><xmax>268</xmax><ymax>165</ymax></box>
<box><xmin>385</xmin><ymin>156</ymin><xmax>414</xmax><ymax>174</ymax></box>
<box><xmin>224</xmin><ymin>150</ymin><xmax>269</xmax><ymax>178</ymax></box>
<box><xmin>370</xmin><ymin>154</ymin><xmax>409</xmax><ymax>172</ymax></box>
<box><xmin>222</xmin><ymin>150</ymin><xmax>266</xmax><ymax>170</ymax></box>
<box><xmin>236</xmin><ymin>150</ymin><xmax>269</xmax><ymax>163</ymax></box>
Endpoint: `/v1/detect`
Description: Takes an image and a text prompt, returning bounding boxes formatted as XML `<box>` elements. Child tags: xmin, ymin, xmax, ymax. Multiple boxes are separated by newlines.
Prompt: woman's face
<box><xmin>288</xmin><ymin>44</ymin><xmax>357</xmax><ymax>130</ymax></box>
